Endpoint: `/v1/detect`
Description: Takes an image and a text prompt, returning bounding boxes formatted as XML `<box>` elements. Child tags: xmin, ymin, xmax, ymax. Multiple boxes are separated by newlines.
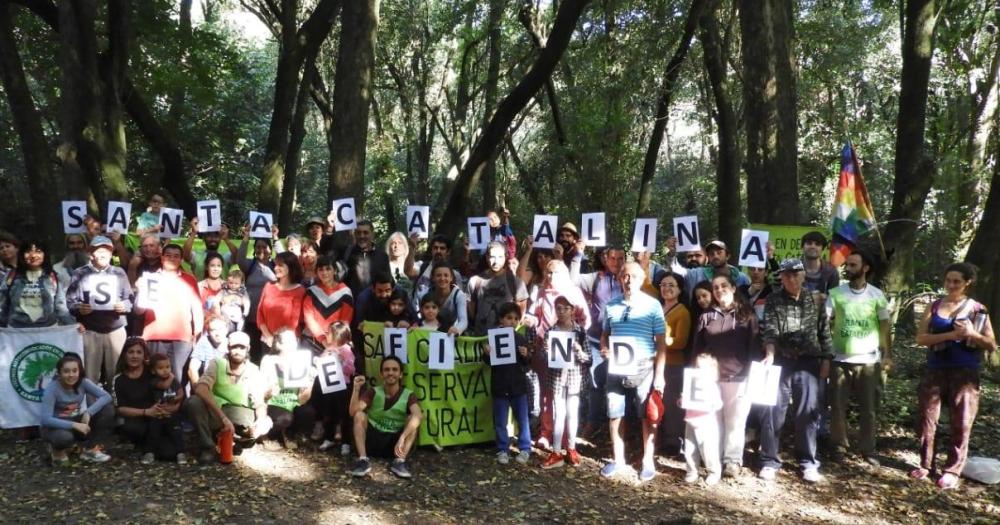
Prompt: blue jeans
<box><xmin>493</xmin><ymin>394</ymin><xmax>531</xmax><ymax>452</ymax></box>
<box><xmin>760</xmin><ymin>357</ymin><xmax>823</xmax><ymax>471</ymax></box>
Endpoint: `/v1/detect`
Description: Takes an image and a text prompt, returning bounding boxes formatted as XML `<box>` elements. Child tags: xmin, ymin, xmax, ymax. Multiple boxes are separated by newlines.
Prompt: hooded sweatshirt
<box><xmin>692</xmin><ymin>305</ymin><xmax>761</xmax><ymax>380</ymax></box>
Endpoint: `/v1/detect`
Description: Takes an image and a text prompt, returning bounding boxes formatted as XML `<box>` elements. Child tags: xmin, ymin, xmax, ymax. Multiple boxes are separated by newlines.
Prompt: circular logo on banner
<box><xmin>9</xmin><ymin>343</ymin><xmax>65</xmax><ymax>402</ymax></box>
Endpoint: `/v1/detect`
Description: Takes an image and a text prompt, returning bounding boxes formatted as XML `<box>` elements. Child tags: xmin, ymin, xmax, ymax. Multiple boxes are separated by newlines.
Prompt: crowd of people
<box><xmin>0</xmin><ymin>193</ymin><xmax>994</xmax><ymax>491</ymax></box>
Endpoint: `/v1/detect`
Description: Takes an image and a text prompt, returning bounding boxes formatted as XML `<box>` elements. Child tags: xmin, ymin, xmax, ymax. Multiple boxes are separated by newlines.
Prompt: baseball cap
<box><xmin>779</xmin><ymin>258</ymin><xmax>805</xmax><ymax>273</ymax></box>
<box><xmin>89</xmin><ymin>236</ymin><xmax>114</xmax><ymax>250</ymax></box>
<box><xmin>228</xmin><ymin>331</ymin><xmax>251</xmax><ymax>348</ymax></box>
<box><xmin>705</xmin><ymin>240</ymin><xmax>727</xmax><ymax>251</ymax></box>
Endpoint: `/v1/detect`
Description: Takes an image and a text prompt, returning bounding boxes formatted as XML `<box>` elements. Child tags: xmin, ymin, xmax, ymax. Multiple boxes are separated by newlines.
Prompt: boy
<box><xmin>485</xmin><ymin>302</ymin><xmax>533</xmax><ymax>464</ymax></box>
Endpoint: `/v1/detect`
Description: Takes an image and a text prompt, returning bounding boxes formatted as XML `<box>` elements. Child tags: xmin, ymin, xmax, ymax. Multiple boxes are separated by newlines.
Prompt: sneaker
<box><xmin>496</xmin><ymin>451</ymin><xmax>510</xmax><ymax>465</ymax></box>
<box><xmin>937</xmin><ymin>472</ymin><xmax>960</xmax><ymax>490</ymax></box>
<box><xmin>141</xmin><ymin>452</ymin><xmax>155</xmax><ymax>465</ymax></box>
<box><xmin>600</xmin><ymin>461</ymin><xmax>623</xmax><ymax>478</ymax></box>
<box><xmin>176</xmin><ymin>453</ymin><xmax>188</xmax><ymax>466</ymax></box>
<box><xmin>541</xmin><ymin>451</ymin><xmax>565</xmax><ymax>469</ymax></box>
<box><xmin>390</xmin><ymin>458</ymin><xmax>412</xmax><ymax>479</ymax></box>
<box><xmin>566</xmin><ymin>449</ymin><xmax>581</xmax><ymax>466</ymax></box>
<box><xmin>198</xmin><ymin>450</ymin><xmax>218</xmax><ymax>465</ymax></box>
<box><xmin>351</xmin><ymin>457</ymin><xmax>372</xmax><ymax>477</ymax></box>
<box><xmin>758</xmin><ymin>466</ymin><xmax>778</xmax><ymax>481</ymax></box>
<box><xmin>639</xmin><ymin>463</ymin><xmax>656</xmax><ymax>482</ymax></box>
<box><xmin>535</xmin><ymin>437</ymin><xmax>550</xmax><ymax>451</ymax></box>
<box><xmin>515</xmin><ymin>450</ymin><xmax>531</xmax><ymax>464</ymax></box>
<box><xmin>802</xmin><ymin>468</ymin><xmax>824</xmax><ymax>483</ymax></box>
<box><xmin>310</xmin><ymin>422</ymin><xmax>325</xmax><ymax>441</ymax></box>
<box><xmin>81</xmin><ymin>446</ymin><xmax>111</xmax><ymax>463</ymax></box>
<box><xmin>262</xmin><ymin>439</ymin><xmax>282</xmax><ymax>452</ymax></box>
<box><xmin>340</xmin><ymin>444</ymin><xmax>351</xmax><ymax>457</ymax></box>
<box><xmin>723</xmin><ymin>463</ymin><xmax>741</xmax><ymax>478</ymax></box>
<box><xmin>318</xmin><ymin>440</ymin><xmax>337</xmax><ymax>452</ymax></box>
<box><xmin>705</xmin><ymin>472</ymin><xmax>721</xmax><ymax>486</ymax></box>
<box><xmin>863</xmin><ymin>454</ymin><xmax>881</xmax><ymax>467</ymax></box>
<box><xmin>684</xmin><ymin>471</ymin><xmax>700</xmax><ymax>484</ymax></box>
<box><xmin>50</xmin><ymin>450</ymin><xmax>70</xmax><ymax>466</ymax></box>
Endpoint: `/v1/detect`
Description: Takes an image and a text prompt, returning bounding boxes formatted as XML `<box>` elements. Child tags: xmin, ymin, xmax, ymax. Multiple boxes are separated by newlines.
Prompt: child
<box><xmin>217</xmin><ymin>267</ymin><xmax>250</xmax><ymax>332</ymax></box>
<box><xmin>148</xmin><ymin>353</ymin><xmax>188</xmax><ymax>464</ymax></box>
<box><xmin>189</xmin><ymin>315</ymin><xmax>229</xmax><ymax>384</ymax></box>
<box><xmin>312</xmin><ymin>321</ymin><xmax>355</xmax><ymax>455</ymax></box>
<box><xmin>416</xmin><ymin>294</ymin><xmax>443</xmax><ymax>331</ymax></box>
<box><xmin>485</xmin><ymin>302</ymin><xmax>533</xmax><ymax>465</ymax></box>
<box><xmin>384</xmin><ymin>289</ymin><xmax>412</xmax><ymax>328</ymax></box>
<box><xmin>261</xmin><ymin>328</ymin><xmax>315</xmax><ymax>450</ymax></box>
<box><xmin>683</xmin><ymin>354</ymin><xmax>723</xmax><ymax>485</ymax></box>
<box><xmin>540</xmin><ymin>296</ymin><xmax>591</xmax><ymax>469</ymax></box>
<box><xmin>39</xmin><ymin>353</ymin><xmax>114</xmax><ymax>464</ymax></box>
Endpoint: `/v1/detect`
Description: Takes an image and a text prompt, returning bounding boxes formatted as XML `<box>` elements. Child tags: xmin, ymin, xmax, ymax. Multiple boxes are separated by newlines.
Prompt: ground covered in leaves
<box><xmin>2</xmin><ymin>339</ymin><xmax>999</xmax><ymax>524</ymax></box>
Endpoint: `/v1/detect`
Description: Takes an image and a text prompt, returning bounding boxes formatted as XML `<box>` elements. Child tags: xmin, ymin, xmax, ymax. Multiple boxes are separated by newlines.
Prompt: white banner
<box><xmin>0</xmin><ymin>326</ymin><xmax>85</xmax><ymax>428</ymax></box>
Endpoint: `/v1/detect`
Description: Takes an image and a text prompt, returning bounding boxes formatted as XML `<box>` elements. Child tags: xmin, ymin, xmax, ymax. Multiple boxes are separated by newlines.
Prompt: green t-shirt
<box><xmin>825</xmin><ymin>284</ymin><xmax>889</xmax><ymax>364</ymax></box>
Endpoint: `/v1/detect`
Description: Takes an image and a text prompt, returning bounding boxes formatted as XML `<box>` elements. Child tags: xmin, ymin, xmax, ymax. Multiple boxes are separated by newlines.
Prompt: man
<box><xmin>599</xmin><ymin>262</ymin><xmax>667</xmax><ymax>483</ymax></box>
<box><xmin>182</xmin><ymin>218</ymin><xmax>238</xmax><ymax>279</ymax></box>
<box><xmin>127</xmin><ymin>233</ymin><xmax>162</xmax><ymax>285</ymax></box>
<box><xmin>134</xmin><ymin>244</ymin><xmax>205</xmax><ymax>380</ymax></box>
<box><xmin>826</xmin><ymin>250</ymin><xmax>891</xmax><ymax>466</ymax></box>
<box><xmin>412</xmin><ymin>234</ymin><xmax>465</xmax><ymax>308</ymax></box>
<box><xmin>759</xmin><ymin>258</ymin><xmax>834</xmax><ymax>483</ymax></box>
<box><xmin>572</xmin><ymin>246</ymin><xmax>625</xmax><ymax>435</ymax></box>
<box><xmin>661</xmin><ymin>235</ymin><xmax>707</xmax><ymax>275</ymax></box>
<box><xmin>683</xmin><ymin>240</ymin><xmax>749</xmax><ymax>297</ymax></box>
<box><xmin>350</xmin><ymin>355</ymin><xmax>422</xmax><ymax>479</ymax></box>
<box><xmin>53</xmin><ymin>234</ymin><xmax>89</xmax><ymax>288</ymax></box>
<box><xmin>340</xmin><ymin>220</ymin><xmax>390</xmax><ymax>296</ymax></box>
<box><xmin>557</xmin><ymin>222</ymin><xmax>590</xmax><ymax>272</ymax></box>
<box><xmin>468</xmin><ymin>241</ymin><xmax>529</xmax><ymax>335</ymax></box>
<box><xmin>186</xmin><ymin>331</ymin><xmax>271</xmax><ymax>464</ymax></box>
<box><xmin>801</xmin><ymin>231</ymin><xmax>840</xmax><ymax>298</ymax></box>
<box><xmin>65</xmin><ymin>236</ymin><xmax>134</xmax><ymax>386</ymax></box>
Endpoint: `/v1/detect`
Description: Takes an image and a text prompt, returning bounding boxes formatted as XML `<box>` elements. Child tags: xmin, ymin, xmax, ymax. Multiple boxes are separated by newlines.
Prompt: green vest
<box><xmin>212</xmin><ymin>358</ymin><xmax>251</xmax><ymax>409</ymax></box>
<box><xmin>267</xmin><ymin>367</ymin><xmax>301</xmax><ymax>413</ymax></box>
<box><xmin>368</xmin><ymin>386</ymin><xmax>412</xmax><ymax>434</ymax></box>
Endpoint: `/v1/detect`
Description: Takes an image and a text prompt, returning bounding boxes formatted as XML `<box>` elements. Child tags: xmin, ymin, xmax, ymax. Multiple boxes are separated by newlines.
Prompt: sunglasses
<box><xmin>622</xmin><ymin>305</ymin><xmax>632</xmax><ymax>323</ymax></box>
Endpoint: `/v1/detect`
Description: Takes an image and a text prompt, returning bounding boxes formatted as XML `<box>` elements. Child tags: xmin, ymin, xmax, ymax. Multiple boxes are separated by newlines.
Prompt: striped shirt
<box><xmin>603</xmin><ymin>293</ymin><xmax>666</xmax><ymax>360</ymax></box>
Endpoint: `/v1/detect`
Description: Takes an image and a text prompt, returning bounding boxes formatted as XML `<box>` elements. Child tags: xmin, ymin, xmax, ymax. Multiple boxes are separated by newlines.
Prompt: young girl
<box><xmin>40</xmin><ymin>353</ymin><xmax>114</xmax><ymax>464</ymax></box>
<box><xmin>540</xmin><ymin>296</ymin><xmax>591</xmax><ymax>469</ymax></box>
<box><xmin>384</xmin><ymin>289</ymin><xmax>412</xmax><ymax>328</ymax></box>
<box><xmin>416</xmin><ymin>295</ymin><xmax>442</xmax><ymax>331</ymax></box>
<box><xmin>217</xmin><ymin>267</ymin><xmax>250</xmax><ymax>332</ymax></box>
<box><xmin>683</xmin><ymin>354</ymin><xmax>723</xmax><ymax>486</ymax></box>
<box><xmin>312</xmin><ymin>321</ymin><xmax>356</xmax><ymax>455</ymax></box>
<box><xmin>485</xmin><ymin>302</ymin><xmax>533</xmax><ymax>465</ymax></box>
<box><xmin>148</xmin><ymin>353</ymin><xmax>187</xmax><ymax>464</ymax></box>
<box><xmin>261</xmin><ymin>328</ymin><xmax>315</xmax><ymax>450</ymax></box>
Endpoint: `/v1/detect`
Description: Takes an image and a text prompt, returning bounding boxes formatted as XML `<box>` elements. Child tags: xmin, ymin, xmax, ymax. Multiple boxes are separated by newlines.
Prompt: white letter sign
<box><xmin>159</xmin><ymin>208</ymin><xmax>184</xmax><ymax>239</ymax></box>
<box><xmin>532</xmin><ymin>215</ymin><xmax>558</xmax><ymax>249</ymax></box>
<box><xmin>631</xmin><ymin>219</ymin><xmax>657</xmax><ymax>253</ymax></box>
<box><xmin>746</xmin><ymin>361</ymin><xmax>782</xmax><ymax>406</ymax></box>
<box><xmin>197</xmin><ymin>200</ymin><xmax>222</xmax><ymax>233</ymax></box>
<box><xmin>581</xmin><ymin>212</ymin><xmax>606</xmax><ymax>247</ymax></box>
<box><xmin>85</xmin><ymin>274</ymin><xmax>119</xmax><ymax>311</ymax></box>
<box><xmin>738</xmin><ymin>229</ymin><xmax>770</xmax><ymax>269</ymax></box>
<box><xmin>547</xmin><ymin>330</ymin><xmax>575</xmax><ymax>370</ymax></box>
<box><xmin>406</xmin><ymin>205</ymin><xmax>430</xmax><ymax>239</ymax></box>
<box><xmin>316</xmin><ymin>354</ymin><xmax>347</xmax><ymax>393</ymax></box>
<box><xmin>62</xmin><ymin>201</ymin><xmax>87</xmax><ymax>234</ymax></box>
<box><xmin>106</xmin><ymin>201</ymin><xmax>132</xmax><ymax>235</ymax></box>
<box><xmin>248</xmin><ymin>212</ymin><xmax>273</xmax><ymax>239</ymax></box>
<box><xmin>607</xmin><ymin>336</ymin><xmax>639</xmax><ymax>376</ymax></box>
<box><xmin>383</xmin><ymin>327</ymin><xmax>409</xmax><ymax>364</ymax></box>
<box><xmin>427</xmin><ymin>332</ymin><xmax>455</xmax><ymax>371</ymax></box>
<box><xmin>282</xmin><ymin>350</ymin><xmax>315</xmax><ymax>388</ymax></box>
<box><xmin>467</xmin><ymin>217</ymin><xmax>490</xmax><ymax>250</ymax></box>
<box><xmin>673</xmin><ymin>215</ymin><xmax>700</xmax><ymax>251</ymax></box>
<box><xmin>487</xmin><ymin>327</ymin><xmax>517</xmax><ymax>366</ymax></box>
<box><xmin>331</xmin><ymin>198</ymin><xmax>357</xmax><ymax>231</ymax></box>
<box><xmin>681</xmin><ymin>367</ymin><xmax>722</xmax><ymax>411</ymax></box>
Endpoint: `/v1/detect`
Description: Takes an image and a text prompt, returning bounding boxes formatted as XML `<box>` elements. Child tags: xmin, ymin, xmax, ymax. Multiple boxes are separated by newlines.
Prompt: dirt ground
<box><xmin>2</xmin><ymin>341</ymin><xmax>998</xmax><ymax>524</ymax></box>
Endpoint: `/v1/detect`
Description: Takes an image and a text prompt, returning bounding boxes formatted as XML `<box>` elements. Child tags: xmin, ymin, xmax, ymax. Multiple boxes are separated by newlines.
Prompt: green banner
<box><xmin>362</xmin><ymin>322</ymin><xmax>494</xmax><ymax>447</ymax></box>
<box><xmin>748</xmin><ymin>223</ymin><xmax>831</xmax><ymax>263</ymax></box>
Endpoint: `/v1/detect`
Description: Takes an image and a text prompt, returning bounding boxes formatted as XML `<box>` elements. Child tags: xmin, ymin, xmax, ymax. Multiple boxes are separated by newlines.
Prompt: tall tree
<box><xmin>480</xmin><ymin>0</ymin><xmax>505</xmax><ymax>211</ymax></box>
<box><xmin>740</xmin><ymin>0</ymin><xmax>800</xmax><ymax>225</ymax></box>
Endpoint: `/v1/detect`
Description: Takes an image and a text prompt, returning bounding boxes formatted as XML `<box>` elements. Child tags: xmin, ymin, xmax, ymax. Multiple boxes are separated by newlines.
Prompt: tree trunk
<box><xmin>167</xmin><ymin>0</ymin><xmax>192</xmax><ymax>133</ymax></box>
<box><xmin>700</xmin><ymin>1</ymin><xmax>741</xmax><ymax>251</ymax></box>
<box><xmin>326</xmin><ymin>0</ymin><xmax>380</xmax><ymax>215</ymax></box>
<box><xmin>740</xmin><ymin>0</ymin><xmax>800</xmax><ymax>225</ymax></box>
<box><xmin>436</xmin><ymin>0</ymin><xmax>591</xmax><ymax>239</ymax></box>
<box><xmin>480</xmin><ymin>0</ymin><xmax>505</xmax><ymax>212</ymax></box>
<box><xmin>278</xmin><ymin>62</ymin><xmax>314</xmax><ymax>234</ymax></box>
<box><xmin>880</xmin><ymin>0</ymin><xmax>941</xmax><ymax>294</ymax></box>
<box><xmin>966</xmin><ymin>138</ymin><xmax>1000</xmax><ymax>328</ymax></box>
<box><xmin>0</xmin><ymin>3</ymin><xmax>64</xmax><ymax>247</ymax></box>
<box><xmin>635</xmin><ymin>0</ymin><xmax>708</xmax><ymax>218</ymax></box>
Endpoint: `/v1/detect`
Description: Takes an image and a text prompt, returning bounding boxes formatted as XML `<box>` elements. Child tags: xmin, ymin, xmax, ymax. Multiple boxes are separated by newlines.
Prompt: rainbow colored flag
<box><xmin>830</xmin><ymin>142</ymin><xmax>876</xmax><ymax>266</ymax></box>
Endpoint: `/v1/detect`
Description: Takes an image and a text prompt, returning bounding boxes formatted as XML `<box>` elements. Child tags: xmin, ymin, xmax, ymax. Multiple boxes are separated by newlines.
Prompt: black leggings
<box><xmin>308</xmin><ymin>378</ymin><xmax>352</xmax><ymax>442</ymax></box>
<box><xmin>266</xmin><ymin>404</ymin><xmax>317</xmax><ymax>439</ymax></box>
<box><xmin>118</xmin><ymin>414</ymin><xmax>184</xmax><ymax>459</ymax></box>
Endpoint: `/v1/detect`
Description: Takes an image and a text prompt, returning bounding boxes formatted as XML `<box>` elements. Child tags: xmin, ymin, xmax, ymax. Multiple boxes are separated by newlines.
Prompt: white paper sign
<box><xmin>406</xmin><ymin>205</ymin><xmax>430</xmax><ymax>239</ymax></box>
<box><xmin>746</xmin><ymin>361</ymin><xmax>782</xmax><ymax>406</ymax></box>
<box><xmin>105</xmin><ymin>201</ymin><xmax>132</xmax><ymax>235</ymax></box>
<box><xmin>427</xmin><ymin>332</ymin><xmax>455</xmax><ymax>371</ymax></box>
<box><xmin>674</xmin><ymin>215</ymin><xmax>701</xmax><ymax>251</ymax></box>
<box><xmin>487</xmin><ymin>327</ymin><xmax>517</xmax><ymax>366</ymax></box>
<box><xmin>248</xmin><ymin>211</ymin><xmax>273</xmax><ymax>239</ymax></box>
<box><xmin>532</xmin><ymin>215</ymin><xmax>558</xmax><ymax>249</ymax></box>
<box><xmin>383</xmin><ymin>327</ymin><xmax>409</xmax><ymax>364</ymax></box>
<box><xmin>607</xmin><ymin>336</ymin><xmax>639</xmax><ymax>376</ymax></box>
<box><xmin>282</xmin><ymin>350</ymin><xmax>315</xmax><ymax>388</ymax></box>
<box><xmin>681</xmin><ymin>367</ymin><xmax>722</xmax><ymax>411</ymax></box>
<box><xmin>159</xmin><ymin>208</ymin><xmax>184</xmax><ymax>239</ymax></box>
<box><xmin>738</xmin><ymin>229</ymin><xmax>770</xmax><ymax>269</ymax></box>
<box><xmin>467</xmin><ymin>217</ymin><xmax>490</xmax><ymax>250</ymax></box>
<box><xmin>62</xmin><ymin>201</ymin><xmax>88</xmax><ymax>234</ymax></box>
<box><xmin>331</xmin><ymin>198</ymin><xmax>357</xmax><ymax>231</ymax></box>
<box><xmin>197</xmin><ymin>200</ymin><xmax>222</xmax><ymax>233</ymax></box>
<box><xmin>631</xmin><ymin>219</ymin><xmax>657</xmax><ymax>253</ymax></box>
<box><xmin>581</xmin><ymin>212</ymin><xmax>606</xmax><ymax>247</ymax></box>
<box><xmin>136</xmin><ymin>275</ymin><xmax>161</xmax><ymax>310</ymax></box>
<box><xmin>547</xmin><ymin>330</ymin><xmax>575</xmax><ymax>370</ymax></box>
<box><xmin>315</xmin><ymin>354</ymin><xmax>348</xmax><ymax>393</ymax></box>
<box><xmin>86</xmin><ymin>274</ymin><xmax>119</xmax><ymax>311</ymax></box>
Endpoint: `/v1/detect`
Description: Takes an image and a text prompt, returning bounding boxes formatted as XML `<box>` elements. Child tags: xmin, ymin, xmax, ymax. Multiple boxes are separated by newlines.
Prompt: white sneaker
<box><xmin>515</xmin><ymin>450</ymin><xmax>531</xmax><ymax>464</ymax></box>
<box><xmin>82</xmin><ymin>447</ymin><xmax>111</xmax><ymax>463</ymax></box>
<box><xmin>705</xmin><ymin>472</ymin><xmax>721</xmax><ymax>486</ymax></box>
<box><xmin>802</xmin><ymin>468</ymin><xmax>824</xmax><ymax>483</ymax></box>
<box><xmin>318</xmin><ymin>440</ymin><xmax>337</xmax><ymax>451</ymax></box>
<box><xmin>141</xmin><ymin>452</ymin><xmax>155</xmax><ymax>465</ymax></box>
<box><xmin>758</xmin><ymin>466</ymin><xmax>778</xmax><ymax>481</ymax></box>
<box><xmin>684</xmin><ymin>471</ymin><xmax>700</xmax><ymax>484</ymax></box>
<box><xmin>496</xmin><ymin>451</ymin><xmax>510</xmax><ymax>465</ymax></box>
<box><xmin>340</xmin><ymin>444</ymin><xmax>351</xmax><ymax>457</ymax></box>
<box><xmin>176</xmin><ymin>453</ymin><xmax>189</xmax><ymax>466</ymax></box>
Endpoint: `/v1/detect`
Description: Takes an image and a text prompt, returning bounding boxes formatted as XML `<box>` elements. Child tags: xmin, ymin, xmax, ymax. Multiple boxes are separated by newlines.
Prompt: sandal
<box><xmin>909</xmin><ymin>468</ymin><xmax>930</xmax><ymax>480</ymax></box>
<box><xmin>937</xmin><ymin>472</ymin><xmax>960</xmax><ymax>490</ymax></box>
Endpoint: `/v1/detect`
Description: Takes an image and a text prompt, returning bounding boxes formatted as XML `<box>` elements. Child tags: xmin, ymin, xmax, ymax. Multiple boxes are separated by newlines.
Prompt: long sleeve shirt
<box><xmin>40</xmin><ymin>378</ymin><xmax>112</xmax><ymax>430</ymax></box>
<box><xmin>65</xmin><ymin>264</ymin><xmax>133</xmax><ymax>333</ymax></box>
<box><xmin>763</xmin><ymin>288</ymin><xmax>834</xmax><ymax>360</ymax></box>
<box><xmin>303</xmin><ymin>282</ymin><xmax>354</xmax><ymax>340</ymax></box>
<box><xmin>256</xmin><ymin>283</ymin><xmax>307</xmax><ymax>336</ymax></box>
<box><xmin>0</xmin><ymin>270</ymin><xmax>76</xmax><ymax>328</ymax></box>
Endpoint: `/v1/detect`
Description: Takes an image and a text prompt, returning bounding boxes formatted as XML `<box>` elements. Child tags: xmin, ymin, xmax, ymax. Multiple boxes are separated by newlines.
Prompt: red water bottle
<box><xmin>218</xmin><ymin>428</ymin><xmax>234</xmax><ymax>464</ymax></box>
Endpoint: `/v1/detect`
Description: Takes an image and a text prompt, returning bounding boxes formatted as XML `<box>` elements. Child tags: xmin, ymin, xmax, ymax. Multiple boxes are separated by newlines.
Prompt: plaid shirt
<box><xmin>763</xmin><ymin>287</ymin><xmax>834</xmax><ymax>360</ymax></box>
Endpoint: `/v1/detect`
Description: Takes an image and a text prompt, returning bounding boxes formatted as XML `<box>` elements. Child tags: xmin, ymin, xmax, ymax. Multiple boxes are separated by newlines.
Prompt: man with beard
<box><xmin>339</xmin><ymin>220</ymin><xmax>390</xmax><ymax>296</ymax></box>
<box><xmin>660</xmin><ymin>236</ymin><xmax>707</xmax><ymax>277</ymax></box>
<box><xmin>349</xmin><ymin>355</ymin><xmax>422</xmax><ymax>478</ymax></box>
<box><xmin>412</xmin><ymin>234</ymin><xmax>464</xmax><ymax>309</ymax></box>
<box><xmin>66</xmin><ymin>236</ymin><xmax>133</xmax><ymax>387</ymax></box>
<box><xmin>801</xmin><ymin>231</ymin><xmax>840</xmax><ymax>300</ymax></box>
<box><xmin>187</xmin><ymin>331</ymin><xmax>272</xmax><ymax>463</ymax></box>
<box><xmin>683</xmin><ymin>240</ymin><xmax>749</xmax><ymax>298</ymax></box>
<box><xmin>127</xmin><ymin>233</ymin><xmax>163</xmax><ymax>286</ymax></box>
<box><xmin>468</xmin><ymin>241</ymin><xmax>529</xmax><ymax>335</ymax></box>
<box><xmin>825</xmin><ymin>250</ymin><xmax>890</xmax><ymax>467</ymax></box>
<box><xmin>182</xmin><ymin>218</ymin><xmax>239</xmax><ymax>279</ymax></box>
<box><xmin>53</xmin><ymin>234</ymin><xmax>89</xmax><ymax>288</ymax></box>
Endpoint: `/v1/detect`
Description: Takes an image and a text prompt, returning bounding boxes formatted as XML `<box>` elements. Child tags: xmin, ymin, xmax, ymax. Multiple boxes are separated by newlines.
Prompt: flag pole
<box><xmin>848</xmin><ymin>140</ymin><xmax>888</xmax><ymax>262</ymax></box>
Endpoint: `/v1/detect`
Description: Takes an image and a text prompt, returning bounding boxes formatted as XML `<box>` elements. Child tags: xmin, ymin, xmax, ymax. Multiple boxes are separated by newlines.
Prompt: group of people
<box><xmin>0</xmin><ymin>194</ymin><xmax>994</xmax><ymax>490</ymax></box>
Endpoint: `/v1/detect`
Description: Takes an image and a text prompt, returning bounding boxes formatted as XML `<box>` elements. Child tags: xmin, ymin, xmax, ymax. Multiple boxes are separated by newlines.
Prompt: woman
<box><xmin>198</xmin><ymin>253</ymin><xmax>226</xmax><ymax>315</ymax></box>
<box><xmin>40</xmin><ymin>353</ymin><xmax>114</xmax><ymax>464</ymax></box>
<box><xmin>516</xmin><ymin>237</ymin><xmax>554</xmax><ymax>295</ymax></box>
<box><xmin>0</xmin><ymin>239</ymin><xmax>76</xmax><ymax>328</ymax></box>
<box><xmin>658</xmin><ymin>272</ymin><xmax>691</xmax><ymax>455</ymax></box>
<box><xmin>691</xmin><ymin>274</ymin><xmax>761</xmax><ymax>479</ymax></box>
<box><xmin>913</xmin><ymin>262</ymin><xmax>996</xmax><ymax>490</ymax></box>
<box><xmin>423</xmin><ymin>261</ymin><xmax>469</xmax><ymax>335</ymax></box>
<box><xmin>303</xmin><ymin>256</ymin><xmax>355</xmax><ymax>348</ymax></box>
<box><xmin>385</xmin><ymin>232</ymin><xmax>417</xmax><ymax>297</ymax></box>
<box><xmin>238</xmin><ymin>226</ymin><xmax>277</xmax><ymax>362</ymax></box>
<box><xmin>299</xmin><ymin>241</ymin><xmax>320</xmax><ymax>286</ymax></box>
<box><xmin>112</xmin><ymin>337</ymin><xmax>186</xmax><ymax>464</ymax></box>
<box><xmin>257</xmin><ymin>252</ymin><xmax>307</xmax><ymax>353</ymax></box>
<box><xmin>261</xmin><ymin>328</ymin><xmax>315</xmax><ymax>450</ymax></box>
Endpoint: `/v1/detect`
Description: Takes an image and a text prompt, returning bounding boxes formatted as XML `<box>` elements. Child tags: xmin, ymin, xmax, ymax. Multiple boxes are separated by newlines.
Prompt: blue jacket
<box><xmin>0</xmin><ymin>270</ymin><xmax>76</xmax><ymax>327</ymax></box>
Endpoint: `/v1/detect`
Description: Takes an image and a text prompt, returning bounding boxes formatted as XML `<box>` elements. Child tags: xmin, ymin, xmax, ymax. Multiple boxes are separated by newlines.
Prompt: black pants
<box><xmin>267</xmin><ymin>404</ymin><xmax>317</xmax><ymax>439</ymax></box>
<box><xmin>308</xmin><ymin>378</ymin><xmax>352</xmax><ymax>442</ymax></box>
<box><xmin>119</xmin><ymin>414</ymin><xmax>184</xmax><ymax>459</ymax></box>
